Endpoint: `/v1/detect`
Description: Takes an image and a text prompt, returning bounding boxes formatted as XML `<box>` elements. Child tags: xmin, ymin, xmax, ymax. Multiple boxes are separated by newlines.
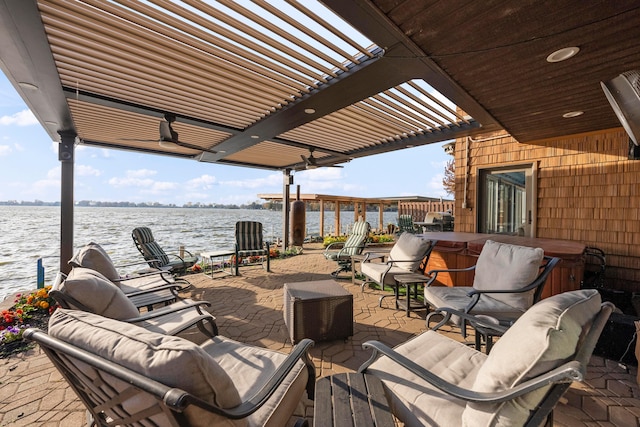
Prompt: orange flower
<box><xmin>39</xmin><ymin>301</ymin><xmax>49</xmax><ymax>309</ymax></box>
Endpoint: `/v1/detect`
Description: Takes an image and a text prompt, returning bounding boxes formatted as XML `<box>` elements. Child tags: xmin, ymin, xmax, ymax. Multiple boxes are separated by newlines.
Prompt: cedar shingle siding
<box><xmin>454</xmin><ymin>129</ymin><xmax>640</xmax><ymax>291</ymax></box>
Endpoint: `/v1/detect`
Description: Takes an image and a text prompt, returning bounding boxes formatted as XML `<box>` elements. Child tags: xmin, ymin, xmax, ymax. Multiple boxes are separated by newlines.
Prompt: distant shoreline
<box><xmin>0</xmin><ymin>202</ymin><xmax>398</xmax><ymax>212</ymax></box>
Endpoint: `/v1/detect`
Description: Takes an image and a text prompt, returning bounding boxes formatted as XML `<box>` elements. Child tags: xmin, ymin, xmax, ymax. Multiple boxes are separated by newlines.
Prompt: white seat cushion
<box><xmin>68</xmin><ymin>242</ymin><xmax>120</xmax><ymax>281</ymax></box>
<box><xmin>361</xmin><ymin>262</ymin><xmax>413</xmax><ymax>286</ymax></box>
<box><xmin>473</xmin><ymin>240</ymin><xmax>544</xmax><ymax>311</ymax></box>
<box><xmin>424</xmin><ymin>286</ymin><xmax>525</xmax><ymax>325</ymax></box>
<box><xmin>201</xmin><ymin>337</ymin><xmax>309</xmax><ymax>427</ymax></box>
<box><xmin>366</xmin><ymin>330</ymin><xmax>486</xmax><ymax>427</ymax></box>
<box><xmin>462</xmin><ymin>289</ymin><xmax>602</xmax><ymax>426</ymax></box>
<box><xmin>48</xmin><ymin>309</ymin><xmax>242</xmax><ymax>425</ymax></box>
<box><xmin>60</xmin><ymin>267</ymin><xmax>139</xmax><ymax>320</ymax></box>
<box><xmin>389</xmin><ymin>232</ymin><xmax>432</xmax><ymax>271</ymax></box>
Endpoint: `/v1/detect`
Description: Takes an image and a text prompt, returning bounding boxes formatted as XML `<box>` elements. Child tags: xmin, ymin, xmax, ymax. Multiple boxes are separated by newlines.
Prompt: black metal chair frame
<box><xmin>425</xmin><ymin>256</ymin><xmax>561</xmax><ymax>338</ymax></box>
<box><xmin>25</xmin><ymin>329</ymin><xmax>315</xmax><ymax>427</ymax></box>
<box><xmin>358</xmin><ymin>301</ymin><xmax>615</xmax><ymax>427</ymax></box>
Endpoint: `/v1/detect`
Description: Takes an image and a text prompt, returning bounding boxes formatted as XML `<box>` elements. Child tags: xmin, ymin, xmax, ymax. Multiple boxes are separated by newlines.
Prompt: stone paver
<box><xmin>0</xmin><ymin>244</ymin><xmax>639</xmax><ymax>426</ymax></box>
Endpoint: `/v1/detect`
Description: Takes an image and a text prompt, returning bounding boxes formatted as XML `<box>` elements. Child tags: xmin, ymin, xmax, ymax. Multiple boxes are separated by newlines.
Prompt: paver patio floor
<box><xmin>1</xmin><ymin>244</ymin><xmax>639</xmax><ymax>426</ymax></box>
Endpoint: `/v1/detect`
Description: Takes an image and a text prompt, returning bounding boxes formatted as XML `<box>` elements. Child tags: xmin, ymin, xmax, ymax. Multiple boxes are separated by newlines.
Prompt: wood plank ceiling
<box><xmin>365</xmin><ymin>0</ymin><xmax>640</xmax><ymax>143</ymax></box>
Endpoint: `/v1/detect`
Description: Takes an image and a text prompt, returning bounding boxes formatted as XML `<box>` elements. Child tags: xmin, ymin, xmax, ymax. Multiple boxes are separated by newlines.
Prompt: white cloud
<box><xmin>0</xmin><ymin>109</ymin><xmax>38</xmax><ymax>126</ymax></box>
<box><xmin>126</xmin><ymin>169</ymin><xmax>157</xmax><ymax>178</ymax></box>
<box><xmin>219</xmin><ymin>172</ymin><xmax>281</xmax><ymax>189</ymax></box>
<box><xmin>186</xmin><ymin>174</ymin><xmax>218</xmax><ymax>190</ymax></box>
<box><xmin>0</xmin><ymin>145</ymin><xmax>11</xmax><ymax>156</ymax></box>
<box><xmin>47</xmin><ymin>166</ymin><xmax>61</xmax><ymax>179</ymax></box>
<box><xmin>76</xmin><ymin>164</ymin><xmax>101</xmax><ymax>177</ymax></box>
<box><xmin>75</xmin><ymin>165</ymin><xmax>102</xmax><ymax>176</ymax></box>
<box><xmin>13</xmin><ymin>143</ymin><xmax>25</xmax><ymax>152</ymax></box>
<box><xmin>108</xmin><ymin>176</ymin><xmax>155</xmax><ymax>188</ymax></box>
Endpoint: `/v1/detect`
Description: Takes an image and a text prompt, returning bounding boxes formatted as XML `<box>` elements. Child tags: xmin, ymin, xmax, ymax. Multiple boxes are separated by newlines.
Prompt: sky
<box><xmin>0</xmin><ymin>71</ymin><xmax>453</xmax><ymax>206</ymax></box>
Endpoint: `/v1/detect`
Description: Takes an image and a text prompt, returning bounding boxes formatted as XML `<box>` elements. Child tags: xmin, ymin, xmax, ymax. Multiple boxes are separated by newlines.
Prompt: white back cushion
<box><xmin>473</xmin><ymin>240</ymin><xmax>544</xmax><ymax>310</ymax></box>
<box><xmin>60</xmin><ymin>267</ymin><xmax>139</xmax><ymax>320</ymax></box>
<box><xmin>389</xmin><ymin>233</ymin><xmax>432</xmax><ymax>271</ymax></box>
<box><xmin>462</xmin><ymin>289</ymin><xmax>602</xmax><ymax>426</ymax></box>
<box><xmin>68</xmin><ymin>242</ymin><xmax>120</xmax><ymax>281</ymax></box>
<box><xmin>48</xmin><ymin>309</ymin><xmax>242</xmax><ymax>411</ymax></box>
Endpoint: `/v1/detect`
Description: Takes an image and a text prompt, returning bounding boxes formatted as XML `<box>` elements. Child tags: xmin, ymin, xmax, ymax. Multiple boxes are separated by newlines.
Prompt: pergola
<box><xmin>259</xmin><ymin>192</ymin><xmax>397</xmax><ymax>236</ymax></box>
<box><xmin>1</xmin><ymin>1</ymin><xmax>639</xmax><ymax>272</ymax></box>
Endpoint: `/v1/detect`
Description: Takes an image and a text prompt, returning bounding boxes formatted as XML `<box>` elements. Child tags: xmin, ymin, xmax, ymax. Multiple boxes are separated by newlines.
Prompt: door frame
<box><xmin>475</xmin><ymin>162</ymin><xmax>538</xmax><ymax>237</ymax></box>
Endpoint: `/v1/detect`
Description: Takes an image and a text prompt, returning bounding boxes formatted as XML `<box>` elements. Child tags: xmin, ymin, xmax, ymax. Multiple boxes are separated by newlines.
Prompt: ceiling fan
<box><xmin>122</xmin><ymin>113</ymin><xmax>217</xmax><ymax>154</ymax></box>
<box><xmin>301</xmin><ymin>147</ymin><xmax>343</xmax><ymax>169</ymax></box>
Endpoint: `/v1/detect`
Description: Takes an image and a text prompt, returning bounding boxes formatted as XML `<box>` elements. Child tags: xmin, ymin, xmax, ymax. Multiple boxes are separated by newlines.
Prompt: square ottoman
<box><xmin>283</xmin><ymin>280</ymin><xmax>354</xmax><ymax>344</ymax></box>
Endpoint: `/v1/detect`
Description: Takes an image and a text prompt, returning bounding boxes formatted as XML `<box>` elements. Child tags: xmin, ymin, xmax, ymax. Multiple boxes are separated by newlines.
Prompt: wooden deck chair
<box><xmin>25</xmin><ymin>308</ymin><xmax>315</xmax><ymax>427</ymax></box>
<box><xmin>51</xmin><ymin>267</ymin><xmax>218</xmax><ymax>338</ymax></box>
<box><xmin>323</xmin><ymin>220</ymin><xmax>371</xmax><ymax>277</ymax></box>
<box><xmin>234</xmin><ymin>221</ymin><xmax>270</xmax><ymax>276</ymax></box>
<box><xmin>132</xmin><ymin>226</ymin><xmax>198</xmax><ymax>273</ymax></box>
<box><xmin>358</xmin><ymin>289</ymin><xmax>613</xmax><ymax>427</ymax></box>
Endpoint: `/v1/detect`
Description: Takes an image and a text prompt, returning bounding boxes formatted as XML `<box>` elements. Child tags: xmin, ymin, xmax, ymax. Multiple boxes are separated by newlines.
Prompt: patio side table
<box><xmin>394</xmin><ymin>273</ymin><xmax>429</xmax><ymax>317</ymax></box>
<box><xmin>283</xmin><ymin>280</ymin><xmax>353</xmax><ymax>344</ymax></box>
<box><xmin>200</xmin><ymin>250</ymin><xmax>234</xmax><ymax>278</ymax></box>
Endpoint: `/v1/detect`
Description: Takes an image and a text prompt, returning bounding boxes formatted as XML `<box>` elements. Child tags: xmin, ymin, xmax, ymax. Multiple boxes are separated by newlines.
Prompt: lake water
<box><xmin>0</xmin><ymin>206</ymin><xmax>398</xmax><ymax>301</ymax></box>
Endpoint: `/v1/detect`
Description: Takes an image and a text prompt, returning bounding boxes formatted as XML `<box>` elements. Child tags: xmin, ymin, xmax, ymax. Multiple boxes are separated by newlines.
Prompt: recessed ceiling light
<box><xmin>18</xmin><ymin>82</ymin><xmax>38</xmax><ymax>90</ymax></box>
<box><xmin>250</xmin><ymin>135</ymin><xmax>260</xmax><ymax>139</ymax></box>
<box><xmin>546</xmin><ymin>47</ymin><xmax>580</xmax><ymax>63</ymax></box>
<box><xmin>562</xmin><ymin>111</ymin><xmax>584</xmax><ymax>118</ymax></box>
<box><xmin>304</xmin><ymin>108</ymin><xmax>316</xmax><ymax>114</ymax></box>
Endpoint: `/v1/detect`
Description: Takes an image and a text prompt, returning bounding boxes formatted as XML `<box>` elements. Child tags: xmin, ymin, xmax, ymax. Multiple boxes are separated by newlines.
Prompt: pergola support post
<box><xmin>58</xmin><ymin>131</ymin><xmax>76</xmax><ymax>275</ymax></box>
<box><xmin>282</xmin><ymin>170</ymin><xmax>292</xmax><ymax>251</ymax></box>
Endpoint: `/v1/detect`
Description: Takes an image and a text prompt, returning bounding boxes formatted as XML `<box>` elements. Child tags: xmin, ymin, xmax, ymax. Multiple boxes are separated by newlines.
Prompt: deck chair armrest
<box><xmin>114</xmin><ymin>259</ymin><xmax>163</xmax><ymax>269</ymax></box>
<box><xmin>178</xmin><ymin>338</ymin><xmax>316</xmax><ymax>419</ymax></box>
<box><xmin>112</xmin><ymin>269</ymin><xmax>170</xmax><ymax>282</ymax></box>
<box><xmin>324</xmin><ymin>241</ymin><xmax>346</xmax><ymax>251</ymax></box>
<box><xmin>386</xmin><ymin>257</ymin><xmax>425</xmax><ymax>266</ymax></box>
<box><xmin>126</xmin><ymin>301</ymin><xmax>211</xmax><ymax>322</ymax></box>
<box><xmin>362</xmin><ymin>252</ymin><xmax>387</xmax><ymax>262</ymax></box>
<box><xmin>425</xmin><ymin>265</ymin><xmax>477</xmax><ymax>286</ymax></box>
<box><xmin>429</xmin><ymin>307</ymin><xmax>511</xmax><ymax>335</ymax></box>
<box><xmin>122</xmin><ymin>283</ymin><xmax>182</xmax><ymax>298</ymax></box>
<box><xmin>336</xmin><ymin>244</ymin><xmax>367</xmax><ymax>256</ymax></box>
<box><xmin>358</xmin><ymin>340</ymin><xmax>584</xmax><ymax>403</ymax></box>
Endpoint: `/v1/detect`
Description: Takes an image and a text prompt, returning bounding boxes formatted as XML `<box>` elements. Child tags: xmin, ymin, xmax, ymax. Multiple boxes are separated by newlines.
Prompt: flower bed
<box><xmin>0</xmin><ymin>286</ymin><xmax>58</xmax><ymax>358</ymax></box>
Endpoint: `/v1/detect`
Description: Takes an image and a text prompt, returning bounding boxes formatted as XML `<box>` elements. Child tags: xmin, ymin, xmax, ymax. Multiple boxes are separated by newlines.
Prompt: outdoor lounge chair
<box><xmin>360</xmin><ymin>232</ymin><xmax>437</xmax><ymax>308</ymax></box>
<box><xmin>51</xmin><ymin>267</ymin><xmax>218</xmax><ymax>338</ymax></box>
<box><xmin>323</xmin><ymin>220</ymin><xmax>371</xmax><ymax>277</ymax></box>
<box><xmin>424</xmin><ymin>239</ymin><xmax>560</xmax><ymax>339</ymax></box>
<box><xmin>25</xmin><ymin>308</ymin><xmax>315</xmax><ymax>427</ymax></box>
<box><xmin>132</xmin><ymin>226</ymin><xmax>198</xmax><ymax>273</ymax></box>
<box><xmin>358</xmin><ymin>289</ymin><xmax>613</xmax><ymax>427</ymax></box>
<box><xmin>397</xmin><ymin>214</ymin><xmax>418</xmax><ymax>234</ymax></box>
<box><xmin>69</xmin><ymin>242</ymin><xmax>191</xmax><ymax>309</ymax></box>
<box><xmin>234</xmin><ymin>221</ymin><xmax>270</xmax><ymax>276</ymax></box>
